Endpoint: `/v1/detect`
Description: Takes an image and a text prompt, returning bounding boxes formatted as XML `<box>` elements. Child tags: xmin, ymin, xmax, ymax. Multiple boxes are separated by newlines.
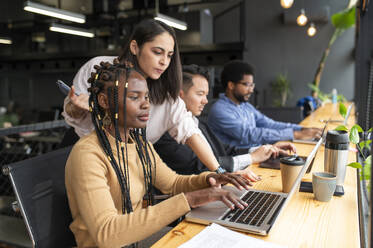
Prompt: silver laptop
<box><xmin>325</xmin><ymin>102</ymin><xmax>353</xmax><ymax>125</ymax></box>
<box><xmin>292</xmin><ymin>113</ymin><xmax>333</xmax><ymax>145</ymax></box>
<box><xmin>185</xmin><ymin>138</ymin><xmax>323</xmax><ymax>236</ymax></box>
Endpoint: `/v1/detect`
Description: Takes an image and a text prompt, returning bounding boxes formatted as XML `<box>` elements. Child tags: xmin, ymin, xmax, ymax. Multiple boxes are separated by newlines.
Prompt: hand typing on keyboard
<box><xmin>184</xmin><ymin>173</ymin><xmax>252</xmax><ymax>210</ymax></box>
<box><xmin>273</xmin><ymin>142</ymin><xmax>297</xmax><ymax>157</ymax></box>
<box><xmin>294</xmin><ymin>127</ymin><xmax>322</xmax><ymax>140</ymax></box>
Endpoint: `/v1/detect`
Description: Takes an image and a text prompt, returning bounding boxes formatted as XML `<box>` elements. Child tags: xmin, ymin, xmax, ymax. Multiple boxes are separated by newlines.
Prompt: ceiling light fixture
<box><xmin>153</xmin><ymin>0</ymin><xmax>187</xmax><ymax>30</ymax></box>
<box><xmin>296</xmin><ymin>8</ymin><xmax>308</xmax><ymax>26</ymax></box>
<box><xmin>280</xmin><ymin>0</ymin><xmax>294</xmax><ymax>9</ymax></box>
<box><xmin>24</xmin><ymin>1</ymin><xmax>85</xmax><ymax>24</ymax></box>
<box><xmin>307</xmin><ymin>23</ymin><xmax>317</xmax><ymax>37</ymax></box>
<box><xmin>0</xmin><ymin>37</ymin><xmax>12</xmax><ymax>44</ymax></box>
<box><xmin>49</xmin><ymin>23</ymin><xmax>94</xmax><ymax>38</ymax></box>
<box><xmin>154</xmin><ymin>13</ymin><xmax>187</xmax><ymax>30</ymax></box>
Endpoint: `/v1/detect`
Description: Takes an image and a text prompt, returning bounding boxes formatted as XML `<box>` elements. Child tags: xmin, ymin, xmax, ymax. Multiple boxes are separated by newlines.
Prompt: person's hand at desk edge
<box><xmin>293</xmin><ymin>127</ymin><xmax>322</xmax><ymax>140</ymax></box>
<box><xmin>273</xmin><ymin>142</ymin><xmax>297</xmax><ymax>155</ymax></box>
<box><xmin>249</xmin><ymin>143</ymin><xmax>297</xmax><ymax>163</ymax></box>
<box><xmin>185</xmin><ymin>173</ymin><xmax>252</xmax><ymax>210</ymax></box>
<box><xmin>233</xmin><ymin>142</ymin><xmax>296</xmax><ymax>181</ymax></box>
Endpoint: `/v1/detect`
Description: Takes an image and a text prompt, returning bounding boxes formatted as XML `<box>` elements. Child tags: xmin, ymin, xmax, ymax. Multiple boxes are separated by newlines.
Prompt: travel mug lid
<box><xmin>326</xmin><ymin>130</ymin><xmax>349</xmax><ymax>144</ymax></box>
<box><xmin>280</xmin><ymin>155</ymin><xmax>305</xmax><ymax>166</ymax></box>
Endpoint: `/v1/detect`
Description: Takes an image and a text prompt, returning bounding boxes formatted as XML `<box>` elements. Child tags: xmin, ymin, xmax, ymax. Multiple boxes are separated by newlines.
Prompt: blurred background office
<box><xmin>0</xmin><ymin>0</ymin><xmax>355</xmax><ymax>118</ymax></box>
<box><xmin>0</xmin><ymin>0</ymin><xmax>372</xmax><ymax>247</ymax></box>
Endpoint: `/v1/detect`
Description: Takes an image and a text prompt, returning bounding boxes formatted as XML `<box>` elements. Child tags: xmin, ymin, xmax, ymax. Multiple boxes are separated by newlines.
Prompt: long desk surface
<box><xmin>152</xmin><ymin>103</ymin><xmax>359</xmax><ymax>248</ymax></box>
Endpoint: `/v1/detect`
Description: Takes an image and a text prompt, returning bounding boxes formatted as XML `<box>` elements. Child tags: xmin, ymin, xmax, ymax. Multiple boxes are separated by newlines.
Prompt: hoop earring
<box><xmin>102</xmin><ymin>111</ymin><xmax>112</xmax><ymax>127</ymax></box>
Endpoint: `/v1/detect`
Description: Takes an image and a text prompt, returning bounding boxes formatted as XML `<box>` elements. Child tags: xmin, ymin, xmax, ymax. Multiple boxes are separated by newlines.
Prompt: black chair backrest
<box><xmin>257</xmin><ymin>106</ymin><xmax>303</xmax><ymax>123</ymax></box>
<box><xmin>2</xmin><ymin>146</ymin><xmax>76</xmax><ymax>248</ymax></box>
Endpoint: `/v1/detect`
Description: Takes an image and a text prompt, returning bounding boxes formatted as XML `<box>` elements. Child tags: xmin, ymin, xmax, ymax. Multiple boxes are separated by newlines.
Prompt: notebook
<box><xmin>185</xmin><ymin>138</ymin><xmax>323</xmax><ymax>236</ymax></box>
<box><xmin>259</xmin><ymin>155</ymin><xmax>307</xmax><ymax>170</ymax></box>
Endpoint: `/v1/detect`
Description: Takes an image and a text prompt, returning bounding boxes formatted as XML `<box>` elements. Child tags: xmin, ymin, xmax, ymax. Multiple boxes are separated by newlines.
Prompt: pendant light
<box><xmin>296</xmin><ymin>8</ymin><xmax>308</xmax><ymax>26</ymax></box>
<box><xmin>280</xmin><ymin>0</ymin><xmax>294</xmax><ymax>9</ymax></box>
<box><xmin>307</xmin><ymin>23</ymin><xmax>317</xmax><ymax>37</ymax></box>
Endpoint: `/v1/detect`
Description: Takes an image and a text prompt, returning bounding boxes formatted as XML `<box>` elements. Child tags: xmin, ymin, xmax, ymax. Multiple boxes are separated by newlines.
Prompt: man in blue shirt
<box><xmin>208</xmin><ymin>60</ymin><xmax>321</xmax><ymax>148</ymax></box>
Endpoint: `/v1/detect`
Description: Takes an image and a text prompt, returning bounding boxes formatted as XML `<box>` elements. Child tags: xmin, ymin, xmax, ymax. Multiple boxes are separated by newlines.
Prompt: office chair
<box><xmin>258</xmin><ymin>106</ymin><xmax>303</xmax><ymax>123</ymax></box>
<box><xmin>2</xmin><ymin>146</ymin><xmax>76</xmax><ymax>248</ymax></box>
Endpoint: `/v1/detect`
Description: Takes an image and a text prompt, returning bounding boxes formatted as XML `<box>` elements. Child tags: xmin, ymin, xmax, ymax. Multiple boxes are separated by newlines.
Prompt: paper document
<box><xmin>178</xmin><ymin>223</ymin><xmax>286</xmax><ymax>248</ymax></box>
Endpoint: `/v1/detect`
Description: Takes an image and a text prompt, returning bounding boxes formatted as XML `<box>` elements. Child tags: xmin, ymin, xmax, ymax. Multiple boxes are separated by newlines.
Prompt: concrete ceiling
<box><xmin>0</xmin><ymin>0</ymin><xmax>241</xmax><ymax>51</ymax></box>
<box><xmin>0</xmin><ymin>0</ymin><xmax>240</xmax><ymax>32</ymax></box>
<box><xmin>31</xmin><ymin>0</ymin><xmax>239</xmax><ymax>16</ymax></box>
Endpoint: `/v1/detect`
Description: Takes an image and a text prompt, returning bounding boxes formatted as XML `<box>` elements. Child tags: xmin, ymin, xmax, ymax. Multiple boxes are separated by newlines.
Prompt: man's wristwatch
<box><xmin>215</xmin><ymin>166</ymin><xmax>227</xmax><ymax>174</ymax></box>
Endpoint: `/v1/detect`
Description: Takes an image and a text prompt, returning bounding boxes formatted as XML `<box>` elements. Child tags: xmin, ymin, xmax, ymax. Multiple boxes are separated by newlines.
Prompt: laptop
<box><xmin>292</xmin><ymin>117</ymin><xmax>330</xmax><ymax>145</ymax></box>
<box><xmin>185</xmin><ymin>138</ymin><xmax>323</xmax><ymax>236</ymax></box>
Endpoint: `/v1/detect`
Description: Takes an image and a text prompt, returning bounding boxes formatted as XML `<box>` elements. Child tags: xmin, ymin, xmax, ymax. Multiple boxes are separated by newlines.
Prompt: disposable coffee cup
<box><xmin>312</xmin><ymin>172</ymin><xmax>337</xmax><ymax>202</ymax></box>
<box><xmin>280</xmin><ymin>156</ymin><xmax>305</xmax><ymax>193</ymax></box>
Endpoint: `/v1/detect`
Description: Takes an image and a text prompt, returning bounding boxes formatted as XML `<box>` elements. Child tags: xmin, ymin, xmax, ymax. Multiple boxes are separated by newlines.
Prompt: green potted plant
<box><xmin>335</xmin><ymin>103</ymin><xmax>372</xmax><ymax>192</ymax></box>
<box><xmin>271</xmin><ymin>73</ymin><xmax>292</xmax><ymax>107</ymax></box>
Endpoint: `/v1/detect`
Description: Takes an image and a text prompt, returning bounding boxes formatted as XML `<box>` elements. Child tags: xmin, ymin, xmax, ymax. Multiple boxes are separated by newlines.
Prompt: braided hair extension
<box><xmin>130</xmin><ymin>129</ymin><xmax>156</xmax><ymax>205</ymax></box>
<box><xmin>107</xmin><ymin>75</ymin><xmax>133</xmax><ymax>213</ymax></box>
<box><xmin>87</xmin><ymin>63</ymin><xmax>156</xmax><ymax>218</ymax></box>
<box><xmin>89</xmin><ymin>71</ymin><xmax>131</xmax><ymax>214</ymax></box>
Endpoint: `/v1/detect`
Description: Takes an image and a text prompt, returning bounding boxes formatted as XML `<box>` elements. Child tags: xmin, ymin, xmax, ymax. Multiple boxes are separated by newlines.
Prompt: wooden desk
<box><xmin>152</xmin><ymin>103</ymin><xmax>359</xmax><ymax>248</ymax></box>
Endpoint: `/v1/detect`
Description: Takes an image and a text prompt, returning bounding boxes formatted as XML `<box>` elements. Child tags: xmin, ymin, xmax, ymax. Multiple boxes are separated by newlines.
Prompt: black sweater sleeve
<box><xmin>153</xmin><ymin>132</ymin><xmax>209</xmax><ymax>175</ymax></box>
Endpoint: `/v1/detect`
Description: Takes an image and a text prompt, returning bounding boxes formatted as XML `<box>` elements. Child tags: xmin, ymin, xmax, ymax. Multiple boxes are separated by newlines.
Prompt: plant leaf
<box><xmin>359</xmin><ymin>140</ymin><xmax>371</xmax><ymax>150</ymax></box>
<box><xmin>365</xmin><ymin>155</ymin><xmax>372</xmax><ymax>167</ymax></box>
<box><xmin>308</xmin><ymin>83</ymin><xmax>320</xmax><ymax>93</ymax></box>
<box><xmin>360</xmin><ymin>173</ymin><xmax>370</xmax><ymax>181</ymax></box>
<box><xmin>365</xmin><ymin>140</ymin><xmax>372</xmax><ymax>149</ymax></box>
<box><xmin>368</xmin><ymin>127</ymin><xmax>373</xmax><ymax>133</ymax></box>
<box><xmin>337</xmin><ymin>94</ymin><xmax>347</xmax><ymax>102</ymax></box>
<box><xmin>334</xmin><ymin>125</ymin><xmax>348</xmax><ymax>131</ymax></box>
<box><xmin>339</xmin><ymin>103</ymin><xmax>347</xmax><ymax>118</ymax></box>
<box><xmin>348</xmin><ymin>162</ymin><xmax>362</xmax><ymax>168</ymax></box>
<box><xmin>359</xmin><ymin>141</ymin><xmax>366</xmax><ymax>150</ymax></box>
<box><xmin>307</xmin><ymin>84</ymin><xmax>332</xmax><ymax>103</ymax></box>
<box><xmin>349</xmin><ymin>125</ymin><xmax>360</xmax><ymax>144</ymax></box>
<box><xmin>352</xmin><ymin>124</ymin><xmax>364</xmax><ymax>133</ymax></box>
<box><xmin>332</xmin><ymin>7</ymin><xmax>356</xmax><ymax>30</ymax></box>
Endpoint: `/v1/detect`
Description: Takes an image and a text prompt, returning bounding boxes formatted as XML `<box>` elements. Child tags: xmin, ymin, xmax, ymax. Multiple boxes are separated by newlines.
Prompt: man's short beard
<box><xmin>233</xmin><ymin>91</ymin><xmax>250</xmax><ymax>103</ymax></box>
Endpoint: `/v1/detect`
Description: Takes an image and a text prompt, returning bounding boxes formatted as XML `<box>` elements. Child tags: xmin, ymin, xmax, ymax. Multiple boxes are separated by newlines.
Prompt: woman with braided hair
<box><xmin>65</xmin><ymin>62</ymin><xmax>252</xmax><ymax>248</ymax></box>
<box><xmin>62</xmin><ymin>19</ymin><xmax>259</xmax><ymax>179</ymax></box>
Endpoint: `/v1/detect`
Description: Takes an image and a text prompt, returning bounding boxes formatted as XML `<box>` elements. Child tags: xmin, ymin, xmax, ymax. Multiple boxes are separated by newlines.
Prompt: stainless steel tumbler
<box><xmin>324</xmin><ymin>130</ymin><xmax>349</xmax><ymax>187</ymax></box>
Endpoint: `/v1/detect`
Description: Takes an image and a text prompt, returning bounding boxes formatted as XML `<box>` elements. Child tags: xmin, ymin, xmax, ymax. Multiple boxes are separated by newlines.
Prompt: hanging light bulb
<box><xmin>297</xmin><ymin>9</ymin><xmax>308</xmax><ymax>26</ymax></box>
<box><xmin>280</xmin><ymin>0</ymin><xmax>294</xmax><ymax>9</ymax></box>
<box><xmin>307</xmin><ymin>23</ymin><xmax>317</xmax><ymax>36</ymax></box>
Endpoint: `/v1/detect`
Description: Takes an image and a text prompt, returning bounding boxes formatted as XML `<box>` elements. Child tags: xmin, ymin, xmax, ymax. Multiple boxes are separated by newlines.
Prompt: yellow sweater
<box><xmin>65</xmin><ymin>132</ymin><xmax>211</xmax><ymax>248</ymax></box>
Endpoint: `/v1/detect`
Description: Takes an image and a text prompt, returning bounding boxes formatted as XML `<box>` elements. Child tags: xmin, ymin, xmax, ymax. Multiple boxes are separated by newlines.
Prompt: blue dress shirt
<box><xmin>208</xmin><ymin>94</ymin><xmax>302</xmax><ymax>148</ymax></box>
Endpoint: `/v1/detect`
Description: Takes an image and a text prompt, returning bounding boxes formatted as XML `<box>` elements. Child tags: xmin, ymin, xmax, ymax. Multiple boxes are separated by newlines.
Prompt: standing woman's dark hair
<box><xmin>119</xmin><ymin>19</ymin><xmax>182</xmax><ymax>105</ymax></box>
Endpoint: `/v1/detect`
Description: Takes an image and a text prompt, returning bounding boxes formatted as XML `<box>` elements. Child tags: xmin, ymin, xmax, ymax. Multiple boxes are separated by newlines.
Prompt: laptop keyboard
<box><xmin>221</xmin><ymin>191</ymin><xmax>281</xmax><ymax>227</ymax></box>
